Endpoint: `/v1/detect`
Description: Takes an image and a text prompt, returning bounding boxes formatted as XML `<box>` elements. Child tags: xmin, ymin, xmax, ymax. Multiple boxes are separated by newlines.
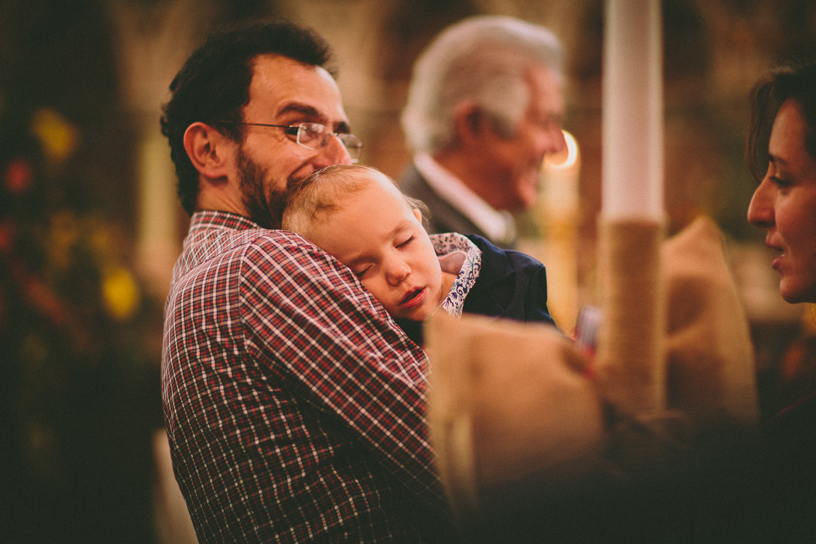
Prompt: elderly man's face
<box><xmin>236</xmin><ymin>54</ymin><xmax>354</xmax><ymax>228</ymax></box>
<box><xmin>483</xmin><ymin>65</ymin><xmax>566</xmax><ymax>211</ymax></box>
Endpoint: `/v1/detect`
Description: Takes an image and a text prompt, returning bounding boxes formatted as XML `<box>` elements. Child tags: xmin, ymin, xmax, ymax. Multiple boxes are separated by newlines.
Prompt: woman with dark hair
<box><xmin>746</xmin><ymin>60</ymin><xmax>816</xmax><ymax>540</ymax></box>
<box><xmin>747</xmin><ymin>61</ymin><xmax>816</xmax><ymax>305</ymax></box>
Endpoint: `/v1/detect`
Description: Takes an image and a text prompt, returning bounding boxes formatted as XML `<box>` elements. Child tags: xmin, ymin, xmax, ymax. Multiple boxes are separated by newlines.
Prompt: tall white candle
<box><xmin>602</xmin><ymin>0</ymin><xmax>664</xmax><ymax>220</ymax></box>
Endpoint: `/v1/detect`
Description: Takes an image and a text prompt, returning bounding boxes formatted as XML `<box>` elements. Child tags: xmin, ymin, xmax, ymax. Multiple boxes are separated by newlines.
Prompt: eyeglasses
<box><xmin>237</xmin><ymin>122</ymin><xmax>363</xmax><ymax>163</ymax></box>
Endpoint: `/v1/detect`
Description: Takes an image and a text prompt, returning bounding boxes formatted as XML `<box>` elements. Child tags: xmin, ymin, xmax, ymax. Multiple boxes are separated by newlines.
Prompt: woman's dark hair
<box><xmin>160</xmin><ymin>19</ymin><xmax>336</xmax><ymax>215</ymax></box>
<box><xmin>747</xmin><ymin>60</ymin><xmax>816</xmax><ymax>182</ymax></box>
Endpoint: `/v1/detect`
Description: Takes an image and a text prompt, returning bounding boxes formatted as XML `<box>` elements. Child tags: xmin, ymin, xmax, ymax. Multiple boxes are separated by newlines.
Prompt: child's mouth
<box><xmin>401</xmin><ymin>288</ymin><xmax>425</xmax><ymax>306</ymax></box>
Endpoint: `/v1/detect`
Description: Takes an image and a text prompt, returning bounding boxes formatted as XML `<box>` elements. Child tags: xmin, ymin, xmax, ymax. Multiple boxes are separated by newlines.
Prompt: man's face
<box><xmin>480</xmin><ymin>65</ymin><xmax>566</xmax><ymax>211</ymax></box>
<box><xmin>236</xmin><ymin>54</ymin><xmax>353</xmax><ymax>228</ymax></box>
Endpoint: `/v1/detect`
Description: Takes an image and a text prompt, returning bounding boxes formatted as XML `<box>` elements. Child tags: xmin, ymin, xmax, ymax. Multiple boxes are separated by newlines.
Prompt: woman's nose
<box><xmin>747</xmin><ymin>177</ymin><xmax>775</xmax><ymax>228</ymax></box>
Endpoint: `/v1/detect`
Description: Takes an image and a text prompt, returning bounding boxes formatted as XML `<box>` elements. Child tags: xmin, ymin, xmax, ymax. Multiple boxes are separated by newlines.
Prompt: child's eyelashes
<box><xmin>397</xmin><ymin>236</ymin><xmax>415</xmax><ymax>248</ymax></box>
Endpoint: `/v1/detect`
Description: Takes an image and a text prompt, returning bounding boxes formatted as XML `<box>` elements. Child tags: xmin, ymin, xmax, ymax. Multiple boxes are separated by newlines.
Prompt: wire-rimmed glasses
<box><xmin>237</xmin><ymin>122</ymin><xmax>363</xmax><ymax>163</ymax></box>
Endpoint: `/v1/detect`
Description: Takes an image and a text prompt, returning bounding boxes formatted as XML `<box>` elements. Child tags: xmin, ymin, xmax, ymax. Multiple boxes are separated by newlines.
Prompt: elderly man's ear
<box><xmin>453</xmin><ymin>102</ymin><xmax>490</xmax><ymax>145</ymax></box>
<box><xmin>183</xmin><ymin>122</ymin><xmax>236</xmax><ymax>181</ymax></box>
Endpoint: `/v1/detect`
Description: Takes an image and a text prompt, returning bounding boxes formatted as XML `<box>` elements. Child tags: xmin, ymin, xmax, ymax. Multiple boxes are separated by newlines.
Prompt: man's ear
<box><xmin>453</xmin><ymin>102</ymin><xmax>485</xmax><ymax>145</ymax></box>
<box><xmin>183</xmin><ymin>122</ymin><xmax>234</xmax><ymax>181</ymax></box>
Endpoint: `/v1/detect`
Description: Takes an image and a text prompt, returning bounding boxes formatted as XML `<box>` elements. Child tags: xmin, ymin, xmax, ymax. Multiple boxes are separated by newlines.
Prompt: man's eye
<box><xmin>302</xmin><ymin>123</ymin><xmax>325</xmax><ymax>136</ymax></box>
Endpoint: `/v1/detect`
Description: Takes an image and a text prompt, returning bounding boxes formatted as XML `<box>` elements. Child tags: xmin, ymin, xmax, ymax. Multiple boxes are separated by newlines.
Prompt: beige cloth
<box><xmin>425</xmin><ymin>313</ymin><xmax>604</xmax><ymax>520</ymax></box>
<box><xmin>663</xmin><ymin>216</ymin><xmax>759</xmax><ymax>429</ymax></box>
<box><xmin>425</xmin><ymin>215</ymin><xmax>758</xmax><ymax>521</ymax></box>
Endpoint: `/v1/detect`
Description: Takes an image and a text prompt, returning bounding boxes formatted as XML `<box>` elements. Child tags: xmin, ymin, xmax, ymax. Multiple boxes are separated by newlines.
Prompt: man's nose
<box><xmin>544</xmin><ymin>127</ymin><xmax>567</xmax><ymax>155</ymax></box>
<box><xmin>314</xmin><ymin>134</ymin><xmax>353</xmax><ymax>168</ymax></box>
<box><xmin>747</xmin><ymin>177</ymin><xmax>775</xmax><ymax>228</ymax></box>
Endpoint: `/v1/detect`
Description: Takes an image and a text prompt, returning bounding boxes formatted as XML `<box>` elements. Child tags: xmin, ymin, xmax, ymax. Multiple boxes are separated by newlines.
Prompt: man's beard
<box><xmin>237</xmin><ymin>147</ymin><xmax>287</xmax><ymax>229</ymax></box>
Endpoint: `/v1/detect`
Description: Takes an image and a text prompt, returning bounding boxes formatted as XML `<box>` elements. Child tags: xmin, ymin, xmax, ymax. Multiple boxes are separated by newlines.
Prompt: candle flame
<box><xmin>544</xmin><ymin>130</ymin><xmax>578</xmax><ymax>169</ymax></box>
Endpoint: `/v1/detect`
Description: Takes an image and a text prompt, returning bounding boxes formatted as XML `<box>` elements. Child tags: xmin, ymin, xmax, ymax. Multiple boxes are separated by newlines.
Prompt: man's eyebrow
<box><xmin>278</xmin><ymin>103</ymin><xmax>322</xmax><ymax>119</ymax></box>
<box><xmin>277</xmin><ymin>103</ymin><xmax>351</xmax><ymax>133</ymax></box>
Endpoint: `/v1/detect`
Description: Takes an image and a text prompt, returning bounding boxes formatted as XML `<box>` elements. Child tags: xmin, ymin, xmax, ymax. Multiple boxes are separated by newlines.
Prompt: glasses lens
<box><xmin>336</xmin><ymin>134</ymin><xmax>363</xmax><ymax>163</ymax></box>
<box><xmin>295</xmin><ymin>123</ymin><xmax>363</xmax><ymax>163</ymax></box>
<box><xmin>295</xmin><ymin>123</ymin><xmax>325</xmax><ymax>149</ymax></box>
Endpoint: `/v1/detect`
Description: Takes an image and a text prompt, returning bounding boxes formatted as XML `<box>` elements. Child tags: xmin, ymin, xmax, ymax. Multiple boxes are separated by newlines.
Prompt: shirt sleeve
<box><xmin>237</xmin><ymin>233</ymin><xmax>447</xmax><ymax>506</ymax></box>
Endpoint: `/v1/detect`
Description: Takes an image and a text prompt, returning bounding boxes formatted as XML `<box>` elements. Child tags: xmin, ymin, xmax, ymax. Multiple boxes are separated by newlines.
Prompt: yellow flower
<box><xmin>30</xmin><ymin>108</ymin><xmax>80</xmax><ymax>164</ymax></box>
<box><xmin>101</xmin><ymin>266</ymin><xmax>140</xmax><ymax>321</ymax></box>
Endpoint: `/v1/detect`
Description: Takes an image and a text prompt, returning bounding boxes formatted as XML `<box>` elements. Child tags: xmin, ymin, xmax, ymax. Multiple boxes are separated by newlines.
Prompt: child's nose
<box><xmin>386</xmin><ymin>261</ymin><xmax>410</xmax><ymax>285</ymax></box>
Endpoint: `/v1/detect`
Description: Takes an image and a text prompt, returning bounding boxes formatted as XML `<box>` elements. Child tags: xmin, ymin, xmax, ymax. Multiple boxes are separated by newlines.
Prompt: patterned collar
<box><xmin>430</xmin><ymin>233</ymin><xmax>482</xmax><ymax>318</ymax></box>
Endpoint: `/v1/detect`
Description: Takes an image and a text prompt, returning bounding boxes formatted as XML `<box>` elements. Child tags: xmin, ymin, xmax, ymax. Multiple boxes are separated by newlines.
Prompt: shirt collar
<box><xmin>414</xmin><ymin>153</ymin><xmax>516</xmax><ymax>246</ymax></box>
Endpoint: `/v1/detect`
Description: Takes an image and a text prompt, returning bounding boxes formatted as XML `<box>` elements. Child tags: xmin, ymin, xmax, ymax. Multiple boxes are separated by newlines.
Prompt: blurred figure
<box><xmin>400</xmin><ymin>16</ymin><xmax>567</xmax><ymax>249</ymax></box>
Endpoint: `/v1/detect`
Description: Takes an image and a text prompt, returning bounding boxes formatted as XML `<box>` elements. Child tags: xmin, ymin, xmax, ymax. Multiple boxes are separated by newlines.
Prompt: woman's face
<box><xmin>747</xmin><ymin>98</ymin><xmax>816</xmax><ymax>304</ymax></box>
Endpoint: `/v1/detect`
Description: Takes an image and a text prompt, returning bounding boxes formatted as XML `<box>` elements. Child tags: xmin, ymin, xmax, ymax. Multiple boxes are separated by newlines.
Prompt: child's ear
<box><xmin>183</xmin><ymin>122</ymin><xmax>234</xmax><ymax>181</ymax></box>
<box><xmin>412</xmin><ymin>208</ymin><xmax>423</xmax><ymax>223</ymax></box>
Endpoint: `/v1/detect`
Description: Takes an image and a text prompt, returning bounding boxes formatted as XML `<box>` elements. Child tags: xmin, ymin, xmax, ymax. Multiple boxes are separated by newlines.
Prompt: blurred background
<box><xmin>1</xmin><ymin>0</ymin><xmax>815</xmax><ymax>542</ymax></box>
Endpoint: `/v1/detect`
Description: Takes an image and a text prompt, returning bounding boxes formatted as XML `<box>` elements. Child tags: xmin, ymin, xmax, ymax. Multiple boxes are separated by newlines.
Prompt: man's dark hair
<box><xmin>747</xmin><ymin>60</ymin><xmax>816</xmax><ymax>182</ymax></box>
<box><xmin>161</xmin><ymin>19</ymin><xmax>336</xmax><ymax>215</ymax></box>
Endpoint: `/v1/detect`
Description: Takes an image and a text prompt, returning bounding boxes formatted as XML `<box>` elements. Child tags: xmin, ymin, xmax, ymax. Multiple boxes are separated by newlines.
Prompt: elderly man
<box><xmin>400</xmin><ymin>16</ymin><xmax>567</xmax><ymax>248</ymax></box>
<box><xmin>160</xmin><ymin>20</ymin><xmax>456</xmax><ymax>542</ymax></box>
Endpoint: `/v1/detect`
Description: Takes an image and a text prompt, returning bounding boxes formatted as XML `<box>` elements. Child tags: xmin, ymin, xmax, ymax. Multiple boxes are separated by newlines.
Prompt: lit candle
<box><xmin>543</xmin><ymin>130</ymin><xmax>580</xmax><ymax>221</ymax></box>
<box><xmin>602</xmin><ymin>0</ymin><xmax>664</xmax><ymax>220</ymax></box>
<box><xmin>541</xmin><ymin>131</ymin><xmax>580</xmax><ymax>329</ymax></box>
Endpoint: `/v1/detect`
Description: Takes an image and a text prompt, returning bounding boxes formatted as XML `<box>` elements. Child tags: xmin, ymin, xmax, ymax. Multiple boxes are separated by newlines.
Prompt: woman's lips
<box><xmin>766</xmin><ymin>239</ymin><xmax>784</xmax><ymax>271</ymax></box>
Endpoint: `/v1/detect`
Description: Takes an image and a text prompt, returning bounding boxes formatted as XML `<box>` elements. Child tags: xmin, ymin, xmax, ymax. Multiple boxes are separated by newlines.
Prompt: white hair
<box><xmin>401</xmin><ymin>15</ymin><xmax>564</xmax><ymax>154</ymax></box>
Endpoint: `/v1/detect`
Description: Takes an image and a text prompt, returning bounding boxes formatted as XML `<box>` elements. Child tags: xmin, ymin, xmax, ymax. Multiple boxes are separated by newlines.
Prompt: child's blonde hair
<box><xmin>282</xmin><ymin>165</ymin><xmax>428</xmax><ymax>238</ymax></box>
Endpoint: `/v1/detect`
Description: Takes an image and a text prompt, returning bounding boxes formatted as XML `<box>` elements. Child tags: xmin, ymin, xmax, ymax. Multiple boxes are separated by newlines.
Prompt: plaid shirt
<box><xmin>162</xmin><ymin>211</ymin><xmax>456</xmax><ymax>543</ymax></box>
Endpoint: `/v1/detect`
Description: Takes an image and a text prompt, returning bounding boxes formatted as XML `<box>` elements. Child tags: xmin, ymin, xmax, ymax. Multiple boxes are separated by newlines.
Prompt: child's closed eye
<box><xmin>397</xmin><ymin>236</ymin><xmax>415</xmax><ymax>248</ymax></box>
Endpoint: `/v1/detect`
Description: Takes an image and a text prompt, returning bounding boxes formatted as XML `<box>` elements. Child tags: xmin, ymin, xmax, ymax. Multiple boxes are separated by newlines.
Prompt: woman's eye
<box><xmin>771</xmin><ymin>175</ymin><xmax>792</xmax><ymax>188</ymax></box>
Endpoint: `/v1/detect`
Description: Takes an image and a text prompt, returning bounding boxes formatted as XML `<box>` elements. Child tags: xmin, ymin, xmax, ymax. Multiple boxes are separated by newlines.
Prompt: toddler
<box><xmin>282</xmin><ymin>165</ymin><xmax>557</xmax><ymax>344</ymax></box>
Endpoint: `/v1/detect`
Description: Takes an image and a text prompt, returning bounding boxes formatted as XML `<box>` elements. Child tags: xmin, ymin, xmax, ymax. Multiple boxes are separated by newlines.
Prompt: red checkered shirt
<box><xmin>162</xmin><ymin>211</ymin><xmax>456</xmax><ymax>543</ymax></box>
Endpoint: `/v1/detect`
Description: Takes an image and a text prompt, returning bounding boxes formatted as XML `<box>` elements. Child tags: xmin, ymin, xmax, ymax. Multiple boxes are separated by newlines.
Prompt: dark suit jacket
<box><xmin>399</xmin><ymin>164</ymin><xmax>515</xmax><ymax>249</ymax></box>
<box><xmin>461</xmin><ymin>234</ymin><xmax>555</xmax><ymax>326</ymax></box>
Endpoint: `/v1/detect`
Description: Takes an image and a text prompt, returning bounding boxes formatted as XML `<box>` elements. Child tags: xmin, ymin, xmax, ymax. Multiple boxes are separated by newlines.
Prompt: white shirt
<box><xmin>413</xmin><ymin>153</ymin><xmax>516</xmax><ymax>246</ymax></box>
